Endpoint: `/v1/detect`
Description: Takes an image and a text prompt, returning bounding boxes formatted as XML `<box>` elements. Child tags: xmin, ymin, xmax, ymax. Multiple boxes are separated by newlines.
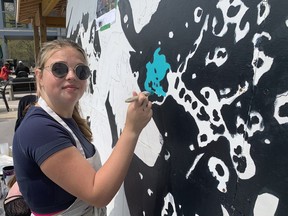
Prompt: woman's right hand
<box><xmin>124</xmin><ymin>91</ymin><xmax>153</xmax><ymax>136</ymax></box>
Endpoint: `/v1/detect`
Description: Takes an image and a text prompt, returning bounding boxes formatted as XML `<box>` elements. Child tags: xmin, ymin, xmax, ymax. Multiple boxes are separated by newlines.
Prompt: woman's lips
<box><xmin>62</xmin><ymin>85</ymin><xmax>78</xmax><ymax>89</ymax></box>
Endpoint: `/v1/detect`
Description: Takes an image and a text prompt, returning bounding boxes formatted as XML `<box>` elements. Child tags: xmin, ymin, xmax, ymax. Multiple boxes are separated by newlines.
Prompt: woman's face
<box><xmin>37</xmin><ymin>46</ymin><xmax>88</xmax><ymax>108</ymax></box>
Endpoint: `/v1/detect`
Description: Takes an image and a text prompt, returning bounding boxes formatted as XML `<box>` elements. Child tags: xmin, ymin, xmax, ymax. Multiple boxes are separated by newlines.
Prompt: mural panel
<box><xmin>66</xmin><ymin>0</ymin><xmax>288</xmax><ymax>215</ymax></box>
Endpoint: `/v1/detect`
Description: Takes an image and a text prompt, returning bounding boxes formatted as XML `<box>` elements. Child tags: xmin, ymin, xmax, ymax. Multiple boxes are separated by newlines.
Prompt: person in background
<box><xmin>15</xmin><ymin>61</ymin><xmax>30</xmax><ymax>77</ymax></box>
<box><xmin>13</xmin><ymin>39</ymin><xmax>153</xmax><ymax>215</ymax></box>
<box><xmin>3</xmin><ymin>179</ymin><xmax>31</xmax><ymax>216</ymax></box>
<box><xmin>0</xmin><ymin>62</ymin><xmax>12</xmax><ymax>80</ymax></box>
<box><xmin>14</xmin><ymin>95</ymin><xmax>37</xmax><ymax>131</ymax></box>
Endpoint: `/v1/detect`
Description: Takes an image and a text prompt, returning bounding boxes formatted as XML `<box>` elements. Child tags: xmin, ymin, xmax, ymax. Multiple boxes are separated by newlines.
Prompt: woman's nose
<box><xmin>65</xmin><ymin>68</ymin><xmax>77</xmax><ymax>80</ymax></box>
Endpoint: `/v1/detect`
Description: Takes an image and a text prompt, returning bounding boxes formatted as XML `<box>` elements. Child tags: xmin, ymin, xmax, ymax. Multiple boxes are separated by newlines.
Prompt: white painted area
<box><xmin>161</xmin><ymin>193</ymin><xmax>177</xmax><ymax>216</ymax></box>
<box><xmin>109</xmin><ymin>184</ymin><xmax>130</xmax><ymax>216</ymax></box>
<box><xmin>66</xmin><ymin>0</ymin><xmax>98</xmax><ymax>34</ymax></box>
<box><xmin>68</xmin><ymin>1</ymin><xmax>162</xmax><ymax>214</ymax></box>
<box><xmin>251</xmin><ymin>32</ymin><xmax>273</xmax><ymax>86</ymax></box>
<box><xmin>186</xmin><ymin>153</ymin><xmax>204</xmax><ymax>179</ymax></box>
<box><xmin>257</xmin><ymin>1</ymin><xmax>270</xmax><ymax>25</ymax></box>
<box><xmin>205</xmin><ymin>47</ymin><xmax>228</xmax><ymax>67</ymax></box>
<box><xmin>134</xmin><ymin>121</ymin><xmax>162</xmax><ymax>167</ymax></box>
<box><xmin>221</xmin><ymin>205</ymin><xmax>230</xmax><ymax>216</ymax></box>
<box><xmin>129</xmin><ymin>0</ymin><xmax>160</xmax><ymax>33</ymax></box>
<box><xmin>254</xmin><ymin>193</ymin><xmax>279</xmax><ymax>216</ymax></box>
<box><xmin>274</xmin><ymin>91</ymin><xmax>288</xmax><ymax>124</ymax></box>
<box><xmin>208</xmin><ymin>157</ymin><xmax>229</xmax><ymax>193</ymax></box>
<box><xmin>77</xmin><ymin>16</ymin><xmax>162</xmax><ymax>168</ymax></box>
<box><xmin>194</xmin><ymin>7</ymin><xmax>203</xmax><ymax>23</ymax></box>
<box><xmin>147</xmin><ymin>189</ymin><xmax>153</xmax><ymax>196</ymax></box>
<box><xmin>213</xmin><ymin>0</ymin><xmax>249</xmax><ymax>42</ymax></box>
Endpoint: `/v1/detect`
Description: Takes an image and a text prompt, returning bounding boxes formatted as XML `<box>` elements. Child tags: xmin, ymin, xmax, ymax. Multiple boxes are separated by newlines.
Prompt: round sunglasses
<box><xmin>43</xmin><ymin>62</ymin><xmax>91</xmax><ymax>80</ymax></box>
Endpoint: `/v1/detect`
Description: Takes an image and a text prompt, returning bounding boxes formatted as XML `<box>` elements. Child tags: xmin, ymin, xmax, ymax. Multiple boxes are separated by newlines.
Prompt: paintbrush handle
<box><xmin>125</xmin><ymin>96</ymin><xmax>139</xmax><ymax>103</ymax></box>
<box><xmin>125</xmin><ymin>91</ymin><xmax>151</xmax><ymax>103</ymax></box>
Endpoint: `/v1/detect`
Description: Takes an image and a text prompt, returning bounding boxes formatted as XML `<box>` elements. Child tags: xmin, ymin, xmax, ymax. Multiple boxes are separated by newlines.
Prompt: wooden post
<box><xmin>32</xmin><ymin>18</ymin><xmax>40</xmax><ymax>63</ymax></box>
<box><xmin>39</xmin><ymin>3</ymin><xmax>47</xmax><ymax>44</ymax></box>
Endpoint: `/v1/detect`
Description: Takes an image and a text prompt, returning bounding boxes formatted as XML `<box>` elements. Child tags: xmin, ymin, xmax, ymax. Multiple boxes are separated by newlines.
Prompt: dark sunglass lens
<box><xmin>75</xmin><ymin>65</ymin><xmax>91</xmax><ymax>80</ymax></box>
<box><xmin>51</xmin><ymin>62</ymin><xmax>68</xmax><ymax>78</ymax></box>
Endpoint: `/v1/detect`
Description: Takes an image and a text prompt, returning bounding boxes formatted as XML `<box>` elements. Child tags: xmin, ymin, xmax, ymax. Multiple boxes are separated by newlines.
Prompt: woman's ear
<box><xmin>35</xmin><ymin>68</ymin><xmax>43</xmax><ymax>79</ymax></box>
<box><xmin>35</xmin><ymin>68</ymin><xmax>43</xmax><ymax>88</ymax></box>
<box><xmin>35</xmin><ymin>67</ymin><xmax>40</xmax><ymax>75</ymax></box>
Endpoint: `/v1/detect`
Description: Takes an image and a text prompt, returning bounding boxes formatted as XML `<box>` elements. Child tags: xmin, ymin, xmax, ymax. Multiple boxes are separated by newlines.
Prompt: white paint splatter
<box><xmin>257</xmin><ymin>1</ymin><xmax>270</xmax><ymax>25</ymax></box>
<box><xmin>264</xmin><ymin>139</ymin><xmax>270</xmax><ymax>145</ymax></box>
<box><xmin>221</xmin><ymin>205</ymin><xmax>230</xmax><ymax>216</ymax></box>
<box><xmin>147</xmin><ymin>189</ymin><xmax>153</xmax><ymax>196</ymax></box>
<box><xmin>165</xmin><ymin>150</ymin><xmax>170</xmax><ymax>161</ymax></box>
<box><xmin>186</xmin><ymin>153</ymin><xmax>204</xmax><ymax>179</ymax></box>
<box><xmin>189</xmin><ymin>144</ymin><xmax>195</xmax><ymax>151</ymax></box>
<box><xmin>206</xmin><ymin>47</ymin><xmax>228</xmax><ymax>67</ymax></box>
<box><xmin>123</xmin><ymin>14</ymin><xmax>129</xmax><ymax>23</ymax></box>
<box><xmin>246</xmin><ymin>111</ymin><xmax>264</xmax><ymax>137</ymax></box>
<box><xmin>161</xmin><ymin>193</ymin><xmax>177</xmax><ymax>216</ymax></box>
<box><xmin>274</xmin><ymin>91</ymin><xmax>288</xmax><ymax>124</ymax></box>
<box><xmin>213</xmin><ymin>0</ymin><xmax>249</xmax><ymax>42</ymax></box>
<box><xmin>251</xmin><ymin>32</ymin><xmax>273</xmax><ymax>85</ymax></box>
<box><xmin>194</xmin><ymin>7</ymin><xmax>203</xmax><ymax>23</ymax></box>
<box><xmin>177</xmin><ymin>54</ymin><xmax>181</xmax><ymax>62</ymax></box>
<box><xmin>129</xmin><ymin>0</ymin><xmax>161</xmax><ymax>33</ymax></box>
<box><xmin>208</xmin><ymin>157</ymin><xmax>229</xmax><ymax>193</ymax></box>
<box><xmin>219</xmin><ymin>87</ymin><xmax>231</xmax><ymax>96</ymax></box>
<box><xmin>253</xmin><ymin>193</ymin><xmax>279</xmax><ymax>216</ymax></box>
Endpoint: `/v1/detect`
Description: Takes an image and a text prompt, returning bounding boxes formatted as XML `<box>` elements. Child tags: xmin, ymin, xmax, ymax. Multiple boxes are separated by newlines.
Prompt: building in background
<box><xmin>0</xmin><ymin>0</ymin><xmax>66</xmax><ymax>67</ymax></box>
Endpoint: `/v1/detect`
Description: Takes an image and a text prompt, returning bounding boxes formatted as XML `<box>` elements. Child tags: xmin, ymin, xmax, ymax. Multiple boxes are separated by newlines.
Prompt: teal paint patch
<box><xmin>144</xmin><ymin>48</ymin><xmax>170</xmax><ymax>97</ymax></box>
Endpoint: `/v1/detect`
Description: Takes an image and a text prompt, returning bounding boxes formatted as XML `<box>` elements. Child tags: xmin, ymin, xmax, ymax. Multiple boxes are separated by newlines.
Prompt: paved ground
<box><xmin>0</xmin><ymin>94</ymin><xmax>37</xmax><ymax>147</ymax></box>
<box><xmin>0</xmin><ymin>99</ymin><xmax>19</xmax><ymax>152</ymax></box>
<box><xmin>0</xmin><ymin>97</ymin><xmax>20</xmax><ymax>214</ymax></box>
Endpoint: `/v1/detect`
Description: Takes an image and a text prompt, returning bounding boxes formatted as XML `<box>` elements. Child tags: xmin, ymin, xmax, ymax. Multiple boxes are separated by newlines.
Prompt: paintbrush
<box><xmin>125</xmin><ymin>91</ymin><xmax>151</xmax><ymax>103</ymax></box>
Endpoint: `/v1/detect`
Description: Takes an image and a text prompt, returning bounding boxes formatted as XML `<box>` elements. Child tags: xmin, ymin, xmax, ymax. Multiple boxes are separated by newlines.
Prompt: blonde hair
<box><xmin>36</xmin><ymin>39</ymin><xmax>93</xmax><ymax>141</ymax></box>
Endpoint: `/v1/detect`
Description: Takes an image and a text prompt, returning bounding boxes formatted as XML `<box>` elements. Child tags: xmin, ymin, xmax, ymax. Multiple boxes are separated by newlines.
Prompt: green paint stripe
<box><xmin>100</xmin><ymin>23</ymin><xmax>111</xmax><ymax>31</ymax></box>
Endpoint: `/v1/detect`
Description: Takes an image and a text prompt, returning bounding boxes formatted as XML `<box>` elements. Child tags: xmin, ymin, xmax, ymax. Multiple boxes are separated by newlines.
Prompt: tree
<box><xmin>7</xmin><ymin>40</ymin><xmax>35</xmax><ymax>67</ymax></box>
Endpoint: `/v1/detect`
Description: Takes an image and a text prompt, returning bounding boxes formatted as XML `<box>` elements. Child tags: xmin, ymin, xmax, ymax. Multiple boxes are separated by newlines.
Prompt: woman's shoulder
<box><xmin>14</xmin><ymin>106</ymin><xmax>74</xmax><ymax>148</ymax></box>
<box><xmin>23</xmin><ymin>106</ymin><xmax>51</xmax><ymax>124</ymax></box>
<box><xmin>19</xmin><ymin>106</ymin><xmax>66</xmax><ymax>133</ymax></box>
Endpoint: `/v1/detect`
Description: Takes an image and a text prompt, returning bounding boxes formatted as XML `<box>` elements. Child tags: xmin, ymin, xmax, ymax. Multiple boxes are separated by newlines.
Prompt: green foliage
<box><xmin>7</xmin><ymin>40</ymin><xmax>35</xmax><ymax>67</ymax></box>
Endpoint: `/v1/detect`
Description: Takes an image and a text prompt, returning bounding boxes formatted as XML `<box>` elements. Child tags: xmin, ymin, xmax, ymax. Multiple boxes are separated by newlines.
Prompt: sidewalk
<box><xmin>0</xmin><ymin>100</ymin><xmax>18</xmax><ymax>119</ymax></box>
<box><xmin>0</xmin><ymin>94</ymin><xmax>37</xmax><ymax>150</ymax></box>
<box><xmin>0</xmin><ymin>97</ymin><xmax>19</xmax><ymax>147</ymax></box>
<box><xmin>1</xmin><ymin>93</ymin><xmax>37</xmax><ymax>150</ymax></box>
<box><xmin>0</xmin><ymin>96</ymin><xmax>20</xmax><ymax>212</ymax></box>
<box><xmin>0</xmin><ymin>93</ymin><xmax>34</xmax><ymax>117</ymax></box>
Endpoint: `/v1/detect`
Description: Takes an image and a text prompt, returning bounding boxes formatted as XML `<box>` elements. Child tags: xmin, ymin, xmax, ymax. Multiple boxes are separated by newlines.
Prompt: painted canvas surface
<box><xmin>66</xmin><ymin>0</ymin><xmax>288</xmax><ymax>215</ymax></box>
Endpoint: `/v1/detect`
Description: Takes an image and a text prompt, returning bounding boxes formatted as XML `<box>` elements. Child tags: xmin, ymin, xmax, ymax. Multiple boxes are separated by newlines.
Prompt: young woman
<box><xmin>13</xmin><ymin>39</ymin><xmax>153</xmax><ymax>215</ymax></box>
